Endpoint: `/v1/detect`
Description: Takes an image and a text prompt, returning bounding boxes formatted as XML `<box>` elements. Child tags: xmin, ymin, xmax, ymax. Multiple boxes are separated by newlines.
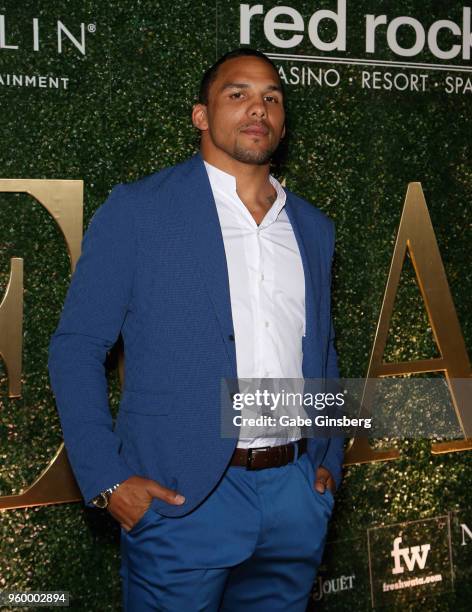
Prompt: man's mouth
<box><xmin>240</xmin><ymin>123</ymin><xmax>269</xmax><ymax>137</ymax></box>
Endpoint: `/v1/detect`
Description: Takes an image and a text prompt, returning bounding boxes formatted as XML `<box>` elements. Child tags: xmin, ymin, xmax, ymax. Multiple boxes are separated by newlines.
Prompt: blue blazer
<box><xmin>48</xmin><ymin>152</ymin><xmax>344</xmax><ymax>517</ymax></box>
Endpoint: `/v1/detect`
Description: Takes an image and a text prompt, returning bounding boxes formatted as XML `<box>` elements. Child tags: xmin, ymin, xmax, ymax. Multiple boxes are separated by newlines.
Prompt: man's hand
<box><xmin>107</xmin><ymin>475</ymin><xmax>185</xmax><ymax>531</ymax></box>
<box><xmin>314</xmin><ymin>466</ymin><xmax>336</xmax><ymax>495</ymax></box>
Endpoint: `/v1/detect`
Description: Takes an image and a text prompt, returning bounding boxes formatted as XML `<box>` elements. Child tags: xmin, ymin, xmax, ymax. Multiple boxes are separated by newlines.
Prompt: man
<box><xmin>49</xmin><ymin>48</ymin><xmax>344</xmax><ymax>611</ymax></box>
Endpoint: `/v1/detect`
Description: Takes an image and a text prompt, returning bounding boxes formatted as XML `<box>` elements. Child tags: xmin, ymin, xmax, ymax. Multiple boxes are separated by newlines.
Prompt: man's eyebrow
<box><xmin>265</xmin><ymin>84</ymin><xmax>283</xmax><ymax>93</ymax></box>
<box><xmin>220</xmin><ymin>82</ymin><xmax>250</xmax><ymax>91</ymax></box>
<box><xmin>220</xmin><ymin>82</ymin><xmax>283</xmax><ymax>93</ymax></box>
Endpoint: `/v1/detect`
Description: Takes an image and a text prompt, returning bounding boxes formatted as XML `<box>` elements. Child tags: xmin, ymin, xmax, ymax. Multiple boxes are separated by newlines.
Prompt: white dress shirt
<box><xmin>204</xmin><ymin>161</ymin><xmax>306</xmax><ymax>448</ymax></box>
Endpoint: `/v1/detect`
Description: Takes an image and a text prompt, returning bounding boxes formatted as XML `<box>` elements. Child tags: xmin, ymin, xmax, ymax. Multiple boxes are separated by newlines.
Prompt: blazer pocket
<box><xmin>119</xmin><ymin>390</ymin><xmax>173</xmax><ymax>415</ymax></box>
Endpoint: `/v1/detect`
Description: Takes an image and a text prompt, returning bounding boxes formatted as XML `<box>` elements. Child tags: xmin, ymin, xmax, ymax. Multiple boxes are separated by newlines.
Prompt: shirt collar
<box><xmin>203</xmin><ymin>160</ymin><xmax>287</xmax><ymax>226</ymax></box>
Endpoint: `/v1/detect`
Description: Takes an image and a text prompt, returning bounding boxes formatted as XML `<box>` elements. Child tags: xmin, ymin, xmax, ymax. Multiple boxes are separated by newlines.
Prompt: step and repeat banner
<box><xmin>0</xmin><ymin>1</ymin><xmax>471</xmax><ymax>610</ymax></box>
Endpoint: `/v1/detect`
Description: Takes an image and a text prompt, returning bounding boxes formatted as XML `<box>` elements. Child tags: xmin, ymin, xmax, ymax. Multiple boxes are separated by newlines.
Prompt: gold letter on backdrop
<box><xmin>0</xmin><ymin>257</ymin><xmax>23</xmax><ymax>398</ymax></box>
<box><xmin>0</xmin><ymin>179</ymin><xmax>83</xmax><ymax>509</ymax></box>
<box><xmin>345</xmin><ymin>183</ymin><xmax>472</xmax><ymax>465</ymax></box>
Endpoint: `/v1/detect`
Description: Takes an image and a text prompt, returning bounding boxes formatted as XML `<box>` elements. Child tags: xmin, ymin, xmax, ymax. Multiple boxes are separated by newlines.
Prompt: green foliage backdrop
<box><xmin>0</xmin><ymin>1</ymin><xmax>470</xmax><ymax>610</ymax></box>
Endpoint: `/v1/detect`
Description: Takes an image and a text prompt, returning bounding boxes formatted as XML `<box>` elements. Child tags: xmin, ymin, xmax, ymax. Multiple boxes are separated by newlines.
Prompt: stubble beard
<box><xmin>231</xmin><ymin>138</ymin><xmax>278</xmax><ymax>165</ymax></box>
<box><xmin>231</xmin><ymin>144</ymin><xmax>275</xmax><ymax>165</ymax></box>
<box><xmin>205</xmin><ymin>126</ymin><xmax>280</xmax><ymax>166</ymax></box>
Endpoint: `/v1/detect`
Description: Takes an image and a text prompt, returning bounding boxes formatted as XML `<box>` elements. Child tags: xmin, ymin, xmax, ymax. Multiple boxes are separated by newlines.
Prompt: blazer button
<box><xmin>228</xmin><ymin>334</ymin><xmax>235</xmax><ymax>341</ymax></box>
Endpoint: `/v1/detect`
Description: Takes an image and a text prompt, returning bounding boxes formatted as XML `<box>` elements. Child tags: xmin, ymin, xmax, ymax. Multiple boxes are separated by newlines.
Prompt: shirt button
<box><xmin>260</xmin><ymin>273</ymin><xmax>264</xmax><ymax>281</ymax></box>
<box><xmin>265</xmin><ymin>321</ymin><xmax>269</xmax><ymax>328</ymax></box>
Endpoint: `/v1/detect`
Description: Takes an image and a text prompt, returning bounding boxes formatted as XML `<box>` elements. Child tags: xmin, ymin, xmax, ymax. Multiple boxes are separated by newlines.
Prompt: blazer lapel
<box><xmin>284</xmin><ymin>193</ymin><xmax>323</xmax><ymax>376</ymax></box>
<box><xmin>169</xmin><ymin>153</ymin><xmax>237</xmax><ymax>374</ymax></box>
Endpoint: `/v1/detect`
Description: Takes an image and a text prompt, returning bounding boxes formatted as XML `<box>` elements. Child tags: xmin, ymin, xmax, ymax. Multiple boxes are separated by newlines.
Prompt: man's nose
<box><xmin>249</xmin><ymin>97</ymin><xmax>267</xmax><ymax>118</ymax></box>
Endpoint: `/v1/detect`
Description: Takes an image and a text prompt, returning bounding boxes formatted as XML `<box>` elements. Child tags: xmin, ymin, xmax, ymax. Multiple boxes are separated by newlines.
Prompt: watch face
<box><xmin>92</xmin><ymin>493</ymin><xmax>108</xmax><ymax>509</ymax></box>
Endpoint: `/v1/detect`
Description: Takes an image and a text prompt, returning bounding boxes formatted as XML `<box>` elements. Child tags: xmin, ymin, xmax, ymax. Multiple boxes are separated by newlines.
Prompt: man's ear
<box><xmin>192</xmin><ymin>103</ymin><xmax>209</xmax><ymax>131</ymax></box>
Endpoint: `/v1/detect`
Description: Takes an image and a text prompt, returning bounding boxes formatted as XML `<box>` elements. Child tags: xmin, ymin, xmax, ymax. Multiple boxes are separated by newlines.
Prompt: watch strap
<box><xmin>91</xmin><ymin>482</ymin><xmax>121</xmax><ymax>508</ymax></box>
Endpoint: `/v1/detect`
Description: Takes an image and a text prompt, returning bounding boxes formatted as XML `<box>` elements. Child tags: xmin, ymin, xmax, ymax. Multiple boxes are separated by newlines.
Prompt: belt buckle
<box><xmin>246</xmin><ymin>446</ymin><xmax>271</xmax><ymax>470</ymax></box>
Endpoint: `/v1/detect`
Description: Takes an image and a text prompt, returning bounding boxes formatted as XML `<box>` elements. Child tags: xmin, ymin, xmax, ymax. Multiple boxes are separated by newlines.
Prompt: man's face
<box><xmin>194</xmin><ymin>56</ymin><xmax>286</xmax><ymax>166</ymax></box>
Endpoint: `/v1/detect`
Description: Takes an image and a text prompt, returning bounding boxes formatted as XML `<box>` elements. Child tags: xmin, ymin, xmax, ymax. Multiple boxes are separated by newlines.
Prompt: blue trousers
<box><xmin>120</xmin><ymin>450</ymin><xmax>334</xmax><ymax>611</ymax></box>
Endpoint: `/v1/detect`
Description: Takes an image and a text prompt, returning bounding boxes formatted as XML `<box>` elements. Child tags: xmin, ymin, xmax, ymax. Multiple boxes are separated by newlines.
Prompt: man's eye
<box><xmin>265</xmin><ymin>95</ymin><xmax>278</xmax><ymax>103</ymax></box>
<box><xmin>230</xmin><ymin>92</ymin><xmax>242</xmax><ymax>99</ymax></box>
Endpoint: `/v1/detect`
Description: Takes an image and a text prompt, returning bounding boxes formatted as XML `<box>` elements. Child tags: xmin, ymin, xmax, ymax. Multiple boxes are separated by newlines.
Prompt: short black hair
<box><xmin>198</xmin><ymin>48</ymin><xmax>283</xmax><ymax>105</ymax></box>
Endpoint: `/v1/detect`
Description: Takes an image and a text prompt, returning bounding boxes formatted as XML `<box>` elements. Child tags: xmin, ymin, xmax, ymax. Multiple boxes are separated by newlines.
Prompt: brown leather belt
<box><xmin>230</xmin><ymin>439</ymin><xmax>307</xmax><ymax>470</ymax></box>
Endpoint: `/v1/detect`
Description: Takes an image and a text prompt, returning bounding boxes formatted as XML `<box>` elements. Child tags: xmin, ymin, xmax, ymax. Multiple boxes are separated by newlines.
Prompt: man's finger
<box><xmin>314</xmin><ymin>477</ymin><xmax>328</xmax><ymax>493</ymax></box>
<box><xmin>326</xmin><ymin>474</ymin><xmax>336</xmax><ymax>494</ymax></box>
<box><xmin>314</xmin><ymin>466</ymin><xmax>336</xmax><ymax>494</ymax></box>
<box><xmin>146</xmin><ymin>480</ymin><xmax>185</xmax><ymax>505</ymax></box>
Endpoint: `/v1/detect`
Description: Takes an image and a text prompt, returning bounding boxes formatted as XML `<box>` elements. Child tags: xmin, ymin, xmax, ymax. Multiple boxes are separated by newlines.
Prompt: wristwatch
<box><xmin>91</xmin><ymin>483</ymin><xmax>121</xmax><ymax>509</ymax></box>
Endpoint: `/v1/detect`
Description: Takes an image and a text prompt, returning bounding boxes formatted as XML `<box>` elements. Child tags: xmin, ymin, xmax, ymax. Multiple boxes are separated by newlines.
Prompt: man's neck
<box><xmin>201</xmin><ymin>149</ymin><xmax>275</xmax><ymax>209</ymax></box>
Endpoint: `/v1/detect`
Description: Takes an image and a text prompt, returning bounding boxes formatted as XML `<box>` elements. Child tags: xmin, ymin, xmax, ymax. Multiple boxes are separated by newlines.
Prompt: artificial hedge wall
<box><xmin>0</xmin><ymin>1</ymin><xmax>470</xmax><ymax>610</ymax></box>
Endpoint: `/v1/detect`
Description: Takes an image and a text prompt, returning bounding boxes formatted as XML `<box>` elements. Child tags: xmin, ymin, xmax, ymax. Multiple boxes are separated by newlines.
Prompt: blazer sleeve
<box><xmin>320</xmin><ymin>220</ymin><xmax>345</xmax><ymax>491</ymax></box>
<box><xmin>48</xmin><ymin>184</ymin><xmax>136</xmax><ymax>505</ymax></box>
